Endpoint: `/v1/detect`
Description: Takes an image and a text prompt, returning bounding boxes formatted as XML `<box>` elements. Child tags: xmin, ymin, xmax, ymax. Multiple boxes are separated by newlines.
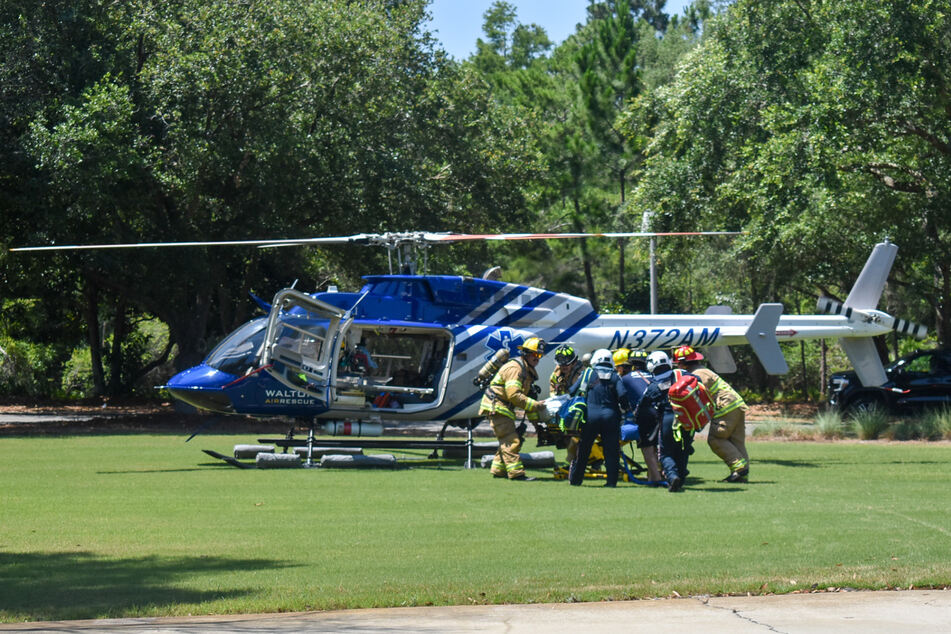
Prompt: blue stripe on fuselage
<box><xmin>494</xmin><ymin>290</ymin><xmax>555</xmax><ymax>328</ymax></box>
<box><xmin>453</xmin><ymin>325</ymin><xmax>494</xmax><ymax>355</ymax></box>
<box><xmin>463</xmin><ymin>283</ymin><xmax>527</xmax><ymax>327</ymax></box>
<box><xmin>549</xmin><ymin>310</ymin><xmax>599</xmax><ymax>343</ymax></box>
<box><xmin>451</xmin><ymin>284</ymin><xmax>529</xmax><ymax>356</ymax></box>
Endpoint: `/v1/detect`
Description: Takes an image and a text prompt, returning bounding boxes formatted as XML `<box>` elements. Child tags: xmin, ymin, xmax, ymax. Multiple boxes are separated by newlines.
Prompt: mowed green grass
<box><xmin>2</xmin><ymin>433</ymin><xmax>950</xmax><ymax>622</ymax></box>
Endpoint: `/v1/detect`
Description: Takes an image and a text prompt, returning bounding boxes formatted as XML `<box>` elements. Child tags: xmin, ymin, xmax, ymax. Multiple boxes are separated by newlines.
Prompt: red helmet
<box><xmin>673</xmin><ymin>345</ymin><xmax>704</xmax><ymax>363</ymax></box>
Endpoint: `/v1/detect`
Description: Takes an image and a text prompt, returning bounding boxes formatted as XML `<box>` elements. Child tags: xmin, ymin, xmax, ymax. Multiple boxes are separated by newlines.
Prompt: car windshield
<box><xmin>889</xmin><ymin>351</ymin><xmax>951</xmax><ymax>375</ymax></box>
<box><xmin>205</xmin><ymin>318</ymin><xmax>267</xmax><ymax>375</ymax></box>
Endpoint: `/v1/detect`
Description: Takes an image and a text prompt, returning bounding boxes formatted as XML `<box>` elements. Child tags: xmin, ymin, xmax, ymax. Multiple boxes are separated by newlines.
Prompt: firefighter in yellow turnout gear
<box><xmin>549</xmin><ymin>345</ymin><xmax>583</xmax><ymax>465</ymax></box>
<box><xmin>672</xmin><ymin>345</ymin><xmax>750</xmax><ymax>482</ymax></box>
<box><xmin>479</xmin><ymin>337</ymin><xmax>547</xmax><ymax>481</ymax></box>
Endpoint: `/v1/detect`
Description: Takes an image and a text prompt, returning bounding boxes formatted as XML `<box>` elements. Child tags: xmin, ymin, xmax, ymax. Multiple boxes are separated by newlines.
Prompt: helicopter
<box><xmin>11</xmin><ymin>233</ymin><xmax>925</xmax><ymax>452</ymax></box>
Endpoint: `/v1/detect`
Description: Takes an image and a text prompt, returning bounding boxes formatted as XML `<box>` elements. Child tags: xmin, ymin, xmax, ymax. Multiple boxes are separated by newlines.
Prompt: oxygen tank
<box><xmin>320</xmin><ymin>421</ymin><xmax>383</xmax><ymax>436</ymax></box>
<box><xmin>473</xmin><ymin>348</ymin><xmax>510</xmax><ymax>389</ymax></box>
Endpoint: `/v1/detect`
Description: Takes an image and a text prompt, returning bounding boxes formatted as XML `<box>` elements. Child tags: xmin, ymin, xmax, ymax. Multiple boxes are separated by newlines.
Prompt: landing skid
<box><xmin>203</xmin><ymin>418</ymin><xmax>485</xmax><ymax>469</ymax></box>
<box><xmin>202</xmin><ymin>449</ymin><xmax>253</xmax><ymax>469</ymax></box>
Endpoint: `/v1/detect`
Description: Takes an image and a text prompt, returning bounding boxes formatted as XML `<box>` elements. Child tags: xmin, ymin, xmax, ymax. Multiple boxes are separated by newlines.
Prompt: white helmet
<box><xmin>590</xmin><ymin>348</ymin><xmax>615</xmax><ymax>379</ymax></box>
<box><xmin>647</xmin><ymin>350</ymin><xmax>672</xmax><ymax>374</ymax></box>
<box><xmin>590</xmin><ymin>348</ymin><xmax>613</xmax><ymax>368</ymax></box>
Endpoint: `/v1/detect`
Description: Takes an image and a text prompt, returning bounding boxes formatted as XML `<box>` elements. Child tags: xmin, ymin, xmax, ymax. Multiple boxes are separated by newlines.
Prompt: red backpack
<box><xmin>668</xmin><ymin>370</ymin><xmax>715</xmax><ymax>431</ymax></box>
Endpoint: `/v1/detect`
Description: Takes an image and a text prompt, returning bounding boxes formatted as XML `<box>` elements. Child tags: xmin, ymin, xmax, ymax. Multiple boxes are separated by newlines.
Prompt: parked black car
<box><xmin>829</xmin><ymin>348</ymin><xmax>951</xmax><ymax>413</ymax></box>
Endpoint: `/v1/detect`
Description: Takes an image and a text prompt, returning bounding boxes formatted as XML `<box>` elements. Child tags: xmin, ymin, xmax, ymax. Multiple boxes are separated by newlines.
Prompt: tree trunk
<box><xmin>798</xmin><ymin>340</ymin><xmax>809</xmax><ymax>401</ymax></box>
<box><xmin>572</xmin><ymin>201</ymin><xmax>599</xmax><ymax>313</ymax></box>
<box><xmin>618</xmin><ymin>237</ymin><xmax>626</xmax><ymax>300</ymax></box>
<box><xmin>108</xmin><ymin>295</ymin><xmax>128</xmax><ymax>396</ymax></box>
<box><xmin>165</xmin><ymin>291</ymin><xmax>214</xmax><ymax>371</ymax></box>
<box><xmin>618</xmin><ymin>173</ymin><xmax>626</xmax><ymax>299</ymax></box>
<box><xmin>83</xmin><ymin>281</ymin><xmax>106</xmax><ymax>397</ymax></box>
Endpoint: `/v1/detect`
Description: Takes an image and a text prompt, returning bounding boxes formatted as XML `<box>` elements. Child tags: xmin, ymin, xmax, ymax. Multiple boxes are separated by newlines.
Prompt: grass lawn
<box><xmin>1</xmin><ymin>432</ymin><xmax>950</xmax><ymax>622</ymax></box>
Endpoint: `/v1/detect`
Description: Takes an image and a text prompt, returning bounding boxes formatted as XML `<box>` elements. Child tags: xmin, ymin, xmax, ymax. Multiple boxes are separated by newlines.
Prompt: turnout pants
<box><xmin>489</xmin><ymin>414</ymin><xmax>525</xmax><ymax>479</ymax></box>
<box><xmin>707</xmin><ymin>408</ymin><xmax>748</xmax><ymax>473</ymax></box>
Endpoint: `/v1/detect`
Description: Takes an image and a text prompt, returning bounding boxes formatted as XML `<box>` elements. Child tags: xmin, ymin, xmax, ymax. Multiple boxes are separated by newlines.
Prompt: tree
<box><xmin>626</xmin><ymin>0</ymin><xmax>951</xmax><ymax>354</ymax></box>
<box><xmin>471</xmin><ymin>1</ymin><xmax>552</xmax><ymax>73</ymax></box>
<box><xmin>1</xmin><ymin>0</ymin><xmax>539</xmax><ymax>395</ymax></box>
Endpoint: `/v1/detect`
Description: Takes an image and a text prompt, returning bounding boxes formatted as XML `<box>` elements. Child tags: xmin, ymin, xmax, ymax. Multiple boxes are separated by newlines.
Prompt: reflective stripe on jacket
<box><xmin>692</xmin><ymin>367</ymin><xmax>748</xmax><ymax>417</ymax></box>
<box><xmin>479</xmin><ymin>358</ymin><xmax>540</xmax><ymax>420</ymax></box>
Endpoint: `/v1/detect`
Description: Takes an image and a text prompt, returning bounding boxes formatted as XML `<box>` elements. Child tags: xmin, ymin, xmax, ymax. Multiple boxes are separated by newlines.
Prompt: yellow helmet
<box><xmin>518</xmin><ymin>337</ymin><xmax>547</xmax><ymax>354</ymax></box>
<box><xmin>612</xmin><ymin>348</ymin><xmax>631</xmax><ymax>367</ymax></box>
<box><xmin>628</xmin><ymin>349</ymin><xmax>649</xmax><ymax>369</ymax></box>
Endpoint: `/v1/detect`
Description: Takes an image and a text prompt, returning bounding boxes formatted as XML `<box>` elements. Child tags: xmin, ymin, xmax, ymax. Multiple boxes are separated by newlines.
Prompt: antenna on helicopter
<box><xmin>483</xmin><ymin>266</ymin><xmax>502</xmax><ymax>280</ymax></box>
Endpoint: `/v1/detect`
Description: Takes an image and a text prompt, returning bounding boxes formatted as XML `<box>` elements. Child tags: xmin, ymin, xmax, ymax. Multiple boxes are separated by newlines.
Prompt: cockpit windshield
<box><xmin>205</xmin><ymin>318</ymin><xmax>267</xmax><ymax>375</ymax></box>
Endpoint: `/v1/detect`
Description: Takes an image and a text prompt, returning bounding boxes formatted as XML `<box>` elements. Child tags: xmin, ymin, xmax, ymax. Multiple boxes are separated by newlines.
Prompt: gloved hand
<box><xmin>534</xmin><ymin>401</ymin><xmax>551</xmax><ymax>422</ymax></box>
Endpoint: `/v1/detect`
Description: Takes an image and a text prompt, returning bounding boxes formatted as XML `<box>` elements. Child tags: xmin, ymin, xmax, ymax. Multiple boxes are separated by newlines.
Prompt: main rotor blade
<box><xmin>9</xmin><ymin>235</ymin><xmax>371</xmax><ymax>252</ymax></box>
<box><xmin>10</xmin><ymin>230</ymin><xmax>746</xmax><ymax>253</ymax></box>
<box><xmin>421</xmin><ymin>231</ymin><xmax>746</xmax><ymax>242</ymax></box>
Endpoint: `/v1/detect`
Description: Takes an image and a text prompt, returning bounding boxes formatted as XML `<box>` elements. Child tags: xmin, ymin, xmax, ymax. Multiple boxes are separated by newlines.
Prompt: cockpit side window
<box><xmin>205</xmin><ymin>319</ymin><xmax>267</xmax><ymax>375</ymax></box>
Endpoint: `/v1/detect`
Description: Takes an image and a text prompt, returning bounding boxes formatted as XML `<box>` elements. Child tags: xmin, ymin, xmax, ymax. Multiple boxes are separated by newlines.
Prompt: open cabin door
<box><xmin>260</xmin><ymin>289</ymin><xmax>454</xmax><ymax>413</ymax></box>
<box><xmin>332</xmin><ymin>325</ymin><xmax>454</xmax><ymax>413</ymax></box>
<box><xmin>260</xmin><ymin>289</ymin><xmax>355</xmax><ymax>405</ymax></box>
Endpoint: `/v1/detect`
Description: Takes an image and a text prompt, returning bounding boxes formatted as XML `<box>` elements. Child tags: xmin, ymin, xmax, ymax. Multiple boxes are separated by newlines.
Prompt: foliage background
<box><xmin>1</xmin><ymin>0</ymin><xmax>947</xmax><ymax>399</ymax></box>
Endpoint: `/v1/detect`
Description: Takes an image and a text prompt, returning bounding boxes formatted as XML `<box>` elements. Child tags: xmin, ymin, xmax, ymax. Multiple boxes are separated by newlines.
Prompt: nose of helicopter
<box><xmin>164</xmin><ymin>364</ymin><xmax>236</xmax><ymax>414</ymax></box>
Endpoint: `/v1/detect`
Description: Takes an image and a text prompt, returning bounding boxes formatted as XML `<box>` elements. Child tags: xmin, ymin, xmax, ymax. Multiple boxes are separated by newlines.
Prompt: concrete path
<box><xmin>5</xmin><ymin>589</ymin><xmax>949</xmax><ymax>633</ymax></box>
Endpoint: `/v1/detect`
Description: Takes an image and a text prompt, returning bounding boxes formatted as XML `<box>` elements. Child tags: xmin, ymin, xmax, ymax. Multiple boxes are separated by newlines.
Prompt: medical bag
<box><xmin>668</xmin><ymin>370</ymin><xmax>715</xmax><ymax>431</ymax></box>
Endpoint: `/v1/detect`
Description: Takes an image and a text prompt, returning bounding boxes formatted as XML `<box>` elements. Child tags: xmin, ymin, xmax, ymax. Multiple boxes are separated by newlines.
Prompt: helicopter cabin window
<box><xmin>274</xmin><ymin>320</ymin><xmax>328</xmax><ymax>363</ymax></box>
<box><xmin>268</xmin><ymin>319</ymin><xmax>333</xmax><ymax>389</ymax></box>
<box><xmin>334</xmin><ymin>327</ymin><xmax>452</xmax><ymax>409</ymax></box>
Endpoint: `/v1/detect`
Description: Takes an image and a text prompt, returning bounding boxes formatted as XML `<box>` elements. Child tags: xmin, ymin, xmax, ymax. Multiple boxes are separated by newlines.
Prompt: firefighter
<box><xmin>568</xmin><ymin>348</ymin><xmax>631</xmax><ymax>488</ymax></box>
<box><xmin>673</xmin><ymin>345</ymin><xmax>750</xmax><ymax>482</ymax></box>
<box><xmin>479</xmin><ymin>337</ymin><xmax>548</xmax><ymax>481</ymax></box>
<box><xmin>614</xmin><ymin>348</ymin><xmax>663</xmax><ymax>483</ymax></box>
<box><xmin>550</xmin><ymin>345</ymin><xmax>583</xmax><ymax>465</ymax></box>
<box><xmin>550</xmin><ymin>345</ymin><xmax>583</xmax><ymax>395</ymax></box>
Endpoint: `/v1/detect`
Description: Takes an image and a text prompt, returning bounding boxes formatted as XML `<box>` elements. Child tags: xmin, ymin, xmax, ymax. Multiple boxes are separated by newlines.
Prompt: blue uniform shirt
<box><xmin>569</xmin><ymin>367</ymin><xmax>631</xmax><ymax>423</ymax></box>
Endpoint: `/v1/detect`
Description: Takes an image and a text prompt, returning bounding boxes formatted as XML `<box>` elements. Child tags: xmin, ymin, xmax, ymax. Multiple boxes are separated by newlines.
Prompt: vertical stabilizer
<box><xmin>844</xmin><ymin>241</ymin><xmax>897</xmax><ymax>309</ymax></box>
<box><xmin>745</xmin><ymin>303</ymin><xmax>789</xmax><ymax>375</ymax></box>
<box><xmin>840</xmin><ymin>337</ymin><xmax>888</xmax><ymax>386</ymax></box>
<box><xmin>834</xmin><ymin>241</ymin><xmax>898</xmax><ymax>386</ymax></box>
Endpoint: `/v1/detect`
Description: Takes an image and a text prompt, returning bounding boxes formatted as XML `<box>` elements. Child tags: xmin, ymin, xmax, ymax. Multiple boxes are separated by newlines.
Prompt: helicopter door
<box><xmin>260</xmin><ymin>288</ymin><xmax>357</xmax><ymax>404</ymax></box>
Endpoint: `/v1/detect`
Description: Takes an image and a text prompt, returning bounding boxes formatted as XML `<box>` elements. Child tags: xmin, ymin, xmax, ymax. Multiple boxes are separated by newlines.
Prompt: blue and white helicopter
<box><xmin>13</xmin><ymin>233</ymin><xmax>925</xmax><ymax>436</ymax></box>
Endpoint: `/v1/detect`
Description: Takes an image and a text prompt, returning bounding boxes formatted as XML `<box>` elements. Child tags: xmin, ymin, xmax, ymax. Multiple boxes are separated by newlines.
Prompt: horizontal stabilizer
<box><xmin>745</xmin><ymin>303</ymin><xmax>789</xmax><ymax>375</ymax></box>
<box><xmin>839</xmin><ymin>337</ymin><xmax>888</xmax><ymax>386</ymax></box>
<box><xmin>704</xmin><ymin>306</ymin><xmax>737</xmax><ymax>373</ymax></box>
<box><xmin>844</xmin><ymin>241</ymin><xmax>897</xmax><ymax>309</ymax></box>
<box><xmin>817</xmin><ymin>297</ymin><xmax>927</xmax><ymax>340</ymax></box>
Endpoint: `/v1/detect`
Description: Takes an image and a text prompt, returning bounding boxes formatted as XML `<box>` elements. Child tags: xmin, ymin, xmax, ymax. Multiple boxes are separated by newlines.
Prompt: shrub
<box><xmin>849</xmin><ymin>406</ymin><xmax>890</xmax><ymax>440</ymax></box>
<box><xmin>888</xmin><ymin>418</ymin><xmax>918</xmax><ymax>441</ymax></box>
<box><xmin>814</xmin><ymin>409</ymin><xmax>846</xmax><ymax>439</ymax></box>
<box><xmin>58</xmin><ymin>318</ymin><xmax>172</xmax><ymax>399</ymax></box>
<box><xmin>919</xmin><ymin>407</ymin><xmax>951</xmax><ymax>441</ymax></box>
<box><xmin>0</xmin><ymin>337</ymin><xmax>66</xmax><ymax>398</ymax></box>
<box><xmin>61</xmin><ymin>346</ymin><xmax>96</xmax><ymax>397</ymax></box>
